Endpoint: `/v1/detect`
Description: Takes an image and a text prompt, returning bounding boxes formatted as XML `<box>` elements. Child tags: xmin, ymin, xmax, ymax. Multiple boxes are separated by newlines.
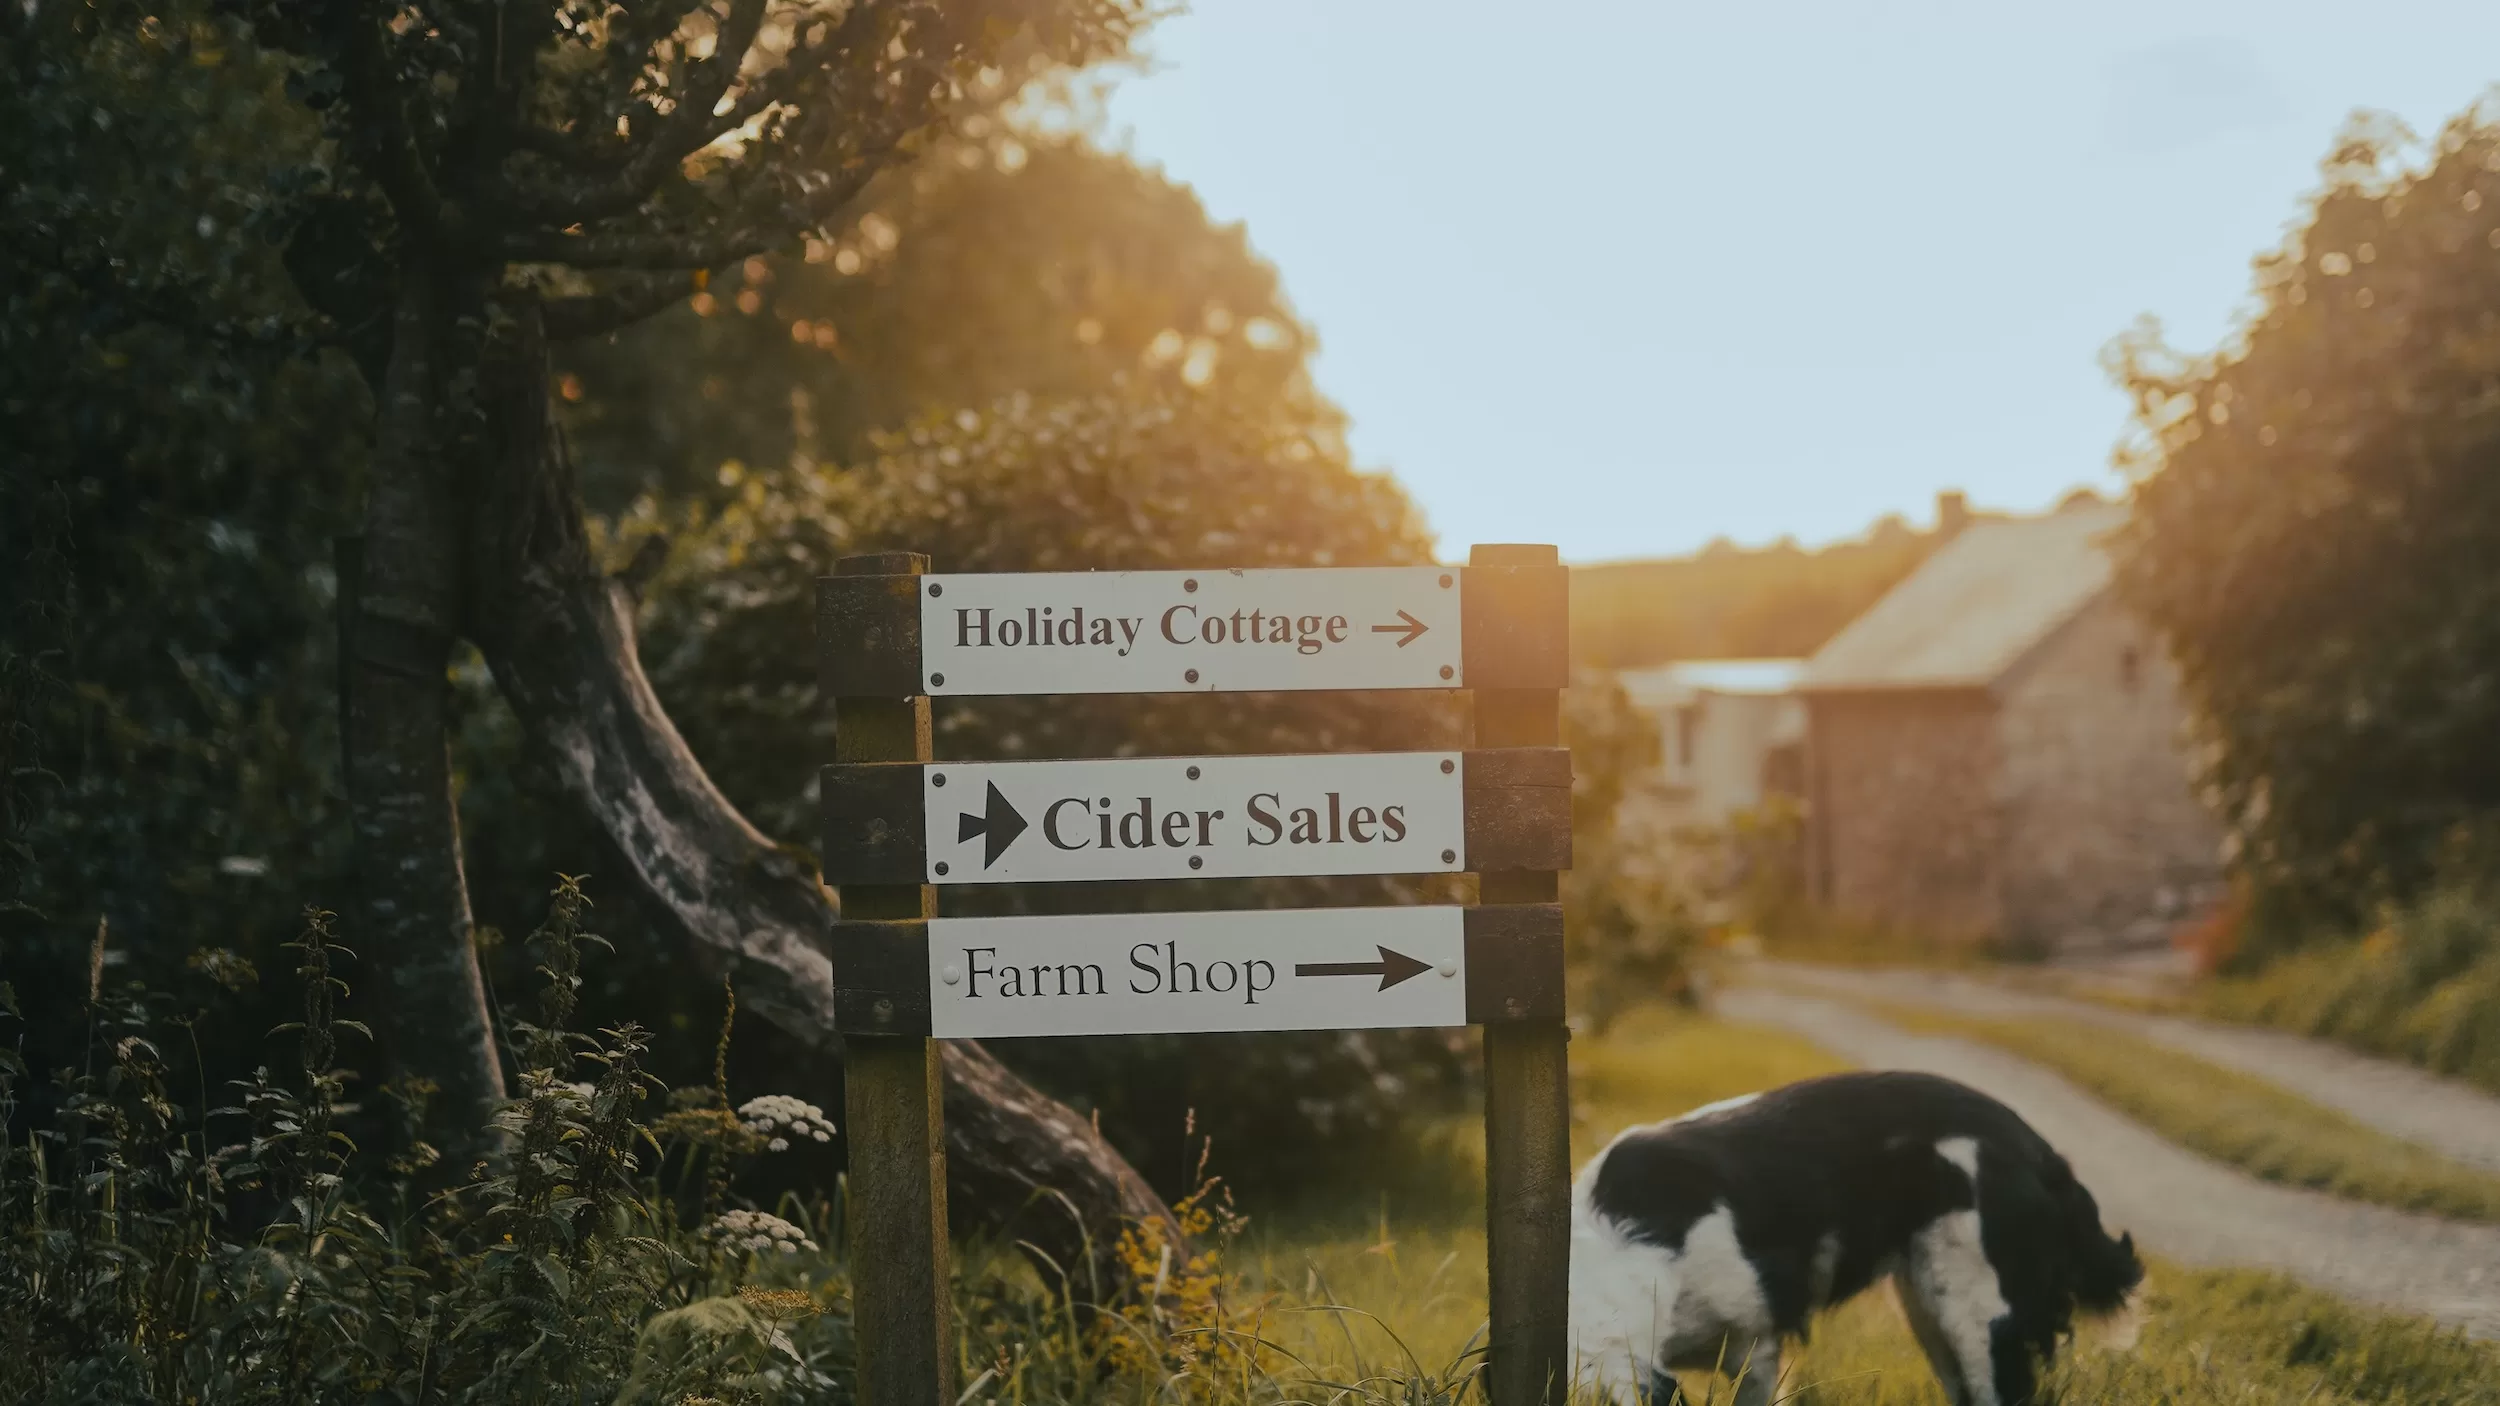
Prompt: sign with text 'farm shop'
<box><xmin>926</xmin><ymin>906</ymin><xmax>1467</xmax><ymax>1038</ymax></box>
<box><xmin>919</xmin><ymin>566</ymin><xmax>1461</xmax><ymax>694</ymax></box>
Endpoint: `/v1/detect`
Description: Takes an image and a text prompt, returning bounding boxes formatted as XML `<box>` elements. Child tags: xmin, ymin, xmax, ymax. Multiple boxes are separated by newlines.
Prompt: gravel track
<box><xmin>1751</xmin><ymin>961</ymin><xmax>2500</xmax><ymax>1174</ymax></box>
<box><xmin>1712</xmin><ymin>983</ymin><xmax>2500</xmax><ymax>1340</ymax></box>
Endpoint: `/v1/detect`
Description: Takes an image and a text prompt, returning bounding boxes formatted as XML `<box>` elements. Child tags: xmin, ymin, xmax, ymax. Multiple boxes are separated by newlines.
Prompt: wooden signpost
<box><xmin>817</xmin><ymin>547</ymin><xmax>1572</xmax><ymax>1406</ymax></box>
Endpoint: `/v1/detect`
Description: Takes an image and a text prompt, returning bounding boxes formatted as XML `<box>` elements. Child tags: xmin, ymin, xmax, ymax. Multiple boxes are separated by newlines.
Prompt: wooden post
<box><xmin>829</xmin><ymin>552</ymin><xmax>955</xmax><ymax>1406</ymax></box>
<box><xmin>1472</xmin><ymin>542</ymin><xmax>1573</xmax><ymax>1406</ymax></box>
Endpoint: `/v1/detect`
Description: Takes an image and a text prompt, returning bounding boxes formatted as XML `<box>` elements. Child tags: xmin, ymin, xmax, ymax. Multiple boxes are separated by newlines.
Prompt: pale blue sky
<box><xmin>1101</xmin><ymin>3</ymin><xmax>2500</xmax><ymax>562</ymax></box>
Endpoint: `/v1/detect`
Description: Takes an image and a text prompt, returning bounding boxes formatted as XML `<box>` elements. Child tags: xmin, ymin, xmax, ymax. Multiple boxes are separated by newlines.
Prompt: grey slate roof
<box><xmin>1799</xmin><ymin>501</ymin><xmax>2128</xmax><ymax>692</ymax></box>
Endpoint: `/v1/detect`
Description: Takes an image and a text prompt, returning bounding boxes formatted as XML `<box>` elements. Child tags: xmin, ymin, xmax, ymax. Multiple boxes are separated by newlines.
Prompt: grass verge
<box><xmin>1202</xmin><ymin>1008</ymin><xmax>2500</xmax><ymax>1404</ymax></box>
<box><xmin>1860</xmin><ymin>1001</ymin><xmax>2500</xmax><ymax>1222</ymax></box>
<box><xmin>1221</xmin><ymin>1227</ymin><xmax>2500</xmax><ymax>1404</ymax></box>
<box><xmin>2206</xmin><ymin>920</ymin><xmax>2500</xmax><ymax>1099</ymax></box>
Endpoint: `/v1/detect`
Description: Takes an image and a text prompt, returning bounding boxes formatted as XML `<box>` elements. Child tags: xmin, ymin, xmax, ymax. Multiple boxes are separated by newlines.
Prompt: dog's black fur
<box><xmin>1571</xmin><ymin>1071</ymin><xmax>2141</xmax><ymax>1405</ymax></box>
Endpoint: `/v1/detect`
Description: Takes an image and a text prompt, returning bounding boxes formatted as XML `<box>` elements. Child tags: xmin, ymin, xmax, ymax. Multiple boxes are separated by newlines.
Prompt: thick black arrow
<box><xmin>956</xmin><ymin>781</ymin><xmax>1029</xmax><ymax>868</ymax></box>
<box><xmin>1370</xmin><ymin>609</ymin><xmax>1429</xmax><ymax>648</ymax></box>
<box><xmin>1295</xmin><ymin>945</ymin><xmax>1433</xmax><ymax>991</ymax></box>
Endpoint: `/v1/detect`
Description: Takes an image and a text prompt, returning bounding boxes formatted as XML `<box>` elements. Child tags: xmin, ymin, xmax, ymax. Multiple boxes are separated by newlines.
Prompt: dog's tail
<box><xmin>2045</xmin><ymin>1152</ymin><xmax>2142</xmax><ymax>1315</ymax></box>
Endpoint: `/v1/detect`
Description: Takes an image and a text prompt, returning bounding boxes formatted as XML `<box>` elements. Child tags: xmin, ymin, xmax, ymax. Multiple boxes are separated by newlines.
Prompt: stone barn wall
<box><xmin>1992</xmin><ymin>596</ymin><xmax>2225</xmax><ymax>955</ymax></box>
<box><xmin>1805</xmin><ymin>689</ymin><xmax>2002</xmax><ymax>943</ymax></box>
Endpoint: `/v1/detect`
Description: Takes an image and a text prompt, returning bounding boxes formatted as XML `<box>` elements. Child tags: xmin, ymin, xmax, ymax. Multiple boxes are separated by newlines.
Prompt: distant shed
<box><xmin>1797</xmin><ymin>500</ymin><xmax>2224</xmax><ymax>955</ymax></box>
<box><xmin>1616</xmin><ymin>658</ymin><xmax>1806</xmax><ymax>834</ymax></box>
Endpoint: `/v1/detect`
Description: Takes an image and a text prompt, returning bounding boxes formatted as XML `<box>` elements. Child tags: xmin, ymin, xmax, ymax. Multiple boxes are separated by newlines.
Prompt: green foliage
<box><xmin>1</xmin><ymin>1</ymin><xmax>371</xmax><ymax>1119</ymax></box>
<box><xmin>2209</xmin><ymin>872</ymin><xmax>2500</xmax><ymax>1096</ymax></box>
<box><xmin>1560</xmin><ymin>675</ymin><xmax>1702</xmax><ymax>1030</ymax></box>
<box><xmin>0</xmin><ymin>885</ymin><xmax>1476</xmax><ymax>1406</ymax></box>
<box><xmin>2110</xmin><ymin>107</ymin><xmax>2500</xmax><ymax>933</ymax></box>
<box><xmin>0</xmin><ymin>890</ymin><xmax>799</xmax><ymax>1405</ymax></box>
<box><xmin>1</xmin><ymin>0</ymin><xmax>1463</xmax><ymax>1205</ymax></box>
<box><xmin>558</xmin><ymin>127</ymin><xmax>1335</xmax><ymax>516</ymax></box>
<box><xmin>1705</xmin><ymin>798</ymin><xmax>1812</xmax><ymax>945</ymax></box>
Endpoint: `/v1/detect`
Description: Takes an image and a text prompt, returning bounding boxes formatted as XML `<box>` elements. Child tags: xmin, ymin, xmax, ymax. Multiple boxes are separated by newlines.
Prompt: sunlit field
<box><xmin>958</xmin><ymin>1008</ymin><xmax>2500</xmax><ymax>1404</ymax></box>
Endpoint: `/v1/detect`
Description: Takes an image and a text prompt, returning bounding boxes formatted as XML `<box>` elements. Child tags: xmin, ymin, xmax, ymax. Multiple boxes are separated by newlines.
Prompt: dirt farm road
<box><xmin>1712</xmin><ymin>979</ymin><xmax>2500</xmax><ymax>1340</ymax></box>
<box><xmin>1754</xmin><ymin>961</ymin><xmax>2500</xmax><ymax>1175</ymax></box>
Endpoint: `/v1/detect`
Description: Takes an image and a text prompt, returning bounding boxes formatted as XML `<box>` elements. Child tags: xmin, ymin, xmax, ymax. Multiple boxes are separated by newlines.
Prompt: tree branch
<box><xmin>490</xmin><ymin>0</ymin><xmax>886</xmax><ymax>230</ymax></box>
<box><xmin>495</xmin><ymin>111</ymin><xmax>909</xmax><ymax>271</ymax></box>
<box><xmin>542</xmin><ymin>272</ymin><xmax>700</xmax><ymax>341</ymax></box>
<box><xmin>648</xmin><ymin>0</ymin><xmax>772</xmax><ymax>167</ymax></box>
<box><xmin>334</xmin><ymin>9</ymin><xmax>454</xmax><ymax>241</ymax></box>
<box><xmin>4</xmin><ymin>222</ymin><xmax>329</xmax><ymax>361</ymax></box>
<box><xmin>462</xmin><ymin>302</ymin><xmax>1180</xmax><ymax>1291</ymax></box>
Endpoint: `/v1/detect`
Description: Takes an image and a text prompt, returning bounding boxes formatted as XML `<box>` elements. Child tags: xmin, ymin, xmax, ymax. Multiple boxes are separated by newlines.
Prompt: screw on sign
<box><xmin>815</xmin><ymin>547</ymin><xmax>1571</xmax><ymax>1406</ymax></box>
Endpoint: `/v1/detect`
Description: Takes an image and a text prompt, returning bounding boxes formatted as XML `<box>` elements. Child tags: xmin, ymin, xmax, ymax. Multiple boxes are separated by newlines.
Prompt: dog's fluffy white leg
<box><xmin>1892</xmin><ymin>1270</ymin><xmax>1969</xmax><ymax>1406</ymax></box>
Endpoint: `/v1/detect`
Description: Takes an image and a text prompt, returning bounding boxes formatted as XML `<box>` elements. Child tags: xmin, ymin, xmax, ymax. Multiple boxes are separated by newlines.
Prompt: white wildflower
<box><xmin>738</xmin><ymin>1095</ymin><xmax>834</xmax><ymax>1148</ymax></box>
<box><xmin>702</xmin><ymin>1208</ymin><xmax>820</xmax><ymax>1255</ymax></box>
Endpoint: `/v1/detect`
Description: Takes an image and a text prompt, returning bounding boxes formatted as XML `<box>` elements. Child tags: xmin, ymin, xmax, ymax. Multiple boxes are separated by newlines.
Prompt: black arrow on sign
<box><xmin>1370</xmin><ymin>609</ymin><xmax>1429</xmax><ymax>648</ymax></box>
<box><xmin>957</xmin><ymin>781</ymin><xmax>1029</xmax><ymax>868</ymax></box>
<box><xmin>1295</xmin><ymin>945</ymin><xmax>1433</xmax><ymax>991</ymax></box>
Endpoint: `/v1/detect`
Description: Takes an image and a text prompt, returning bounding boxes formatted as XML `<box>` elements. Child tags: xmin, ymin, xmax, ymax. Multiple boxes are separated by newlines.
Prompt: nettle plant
<box><xmin>0</xmin><ymin>877</ymin><xmax>857</xmax><ymax>1405</ymax></box>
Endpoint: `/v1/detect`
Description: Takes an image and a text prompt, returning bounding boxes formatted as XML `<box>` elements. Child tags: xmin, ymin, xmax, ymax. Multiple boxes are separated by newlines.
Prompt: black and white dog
<box><xmin>1570</xmin><ymin>1072</ymin><xmax>2141</xmax><ymax>1406</ymax></box>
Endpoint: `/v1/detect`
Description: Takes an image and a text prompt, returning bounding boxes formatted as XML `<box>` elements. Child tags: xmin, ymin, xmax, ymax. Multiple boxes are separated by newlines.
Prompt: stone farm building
<box><xmin>1797</xmin><ymin>499</ymin><xmax>2225</xmax><ymax>956</ymax></box>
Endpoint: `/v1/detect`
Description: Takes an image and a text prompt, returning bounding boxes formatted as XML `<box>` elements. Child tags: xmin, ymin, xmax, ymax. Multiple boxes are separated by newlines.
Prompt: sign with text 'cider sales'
<box><xmin>917</xmin><ymin>566</ymin><xmax>1461</xmax><ymax>695</ymax></box>
<box><xmin>923</xmin><ymin>751</ymin><xmax>1465</xmax><ymax>884</ymax></box>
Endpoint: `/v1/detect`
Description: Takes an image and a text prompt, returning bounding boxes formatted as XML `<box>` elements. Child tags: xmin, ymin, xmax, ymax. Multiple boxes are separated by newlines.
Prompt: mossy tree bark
<box><xmin>339</xmin><ymin>263</ymin><xmax>508</xmax><ymax>1156</ymax></box>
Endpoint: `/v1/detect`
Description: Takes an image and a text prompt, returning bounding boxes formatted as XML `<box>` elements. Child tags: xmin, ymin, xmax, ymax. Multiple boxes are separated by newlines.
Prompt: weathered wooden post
<box><xmin>822</xmin><ymin>551</ymin><xmax>954</xmax><ymax>1406</ymax></box>
<box><xmin>1470</xmin><ymin>542</ymin><xmax>1574</xmax><ymax>1406</ymax></box>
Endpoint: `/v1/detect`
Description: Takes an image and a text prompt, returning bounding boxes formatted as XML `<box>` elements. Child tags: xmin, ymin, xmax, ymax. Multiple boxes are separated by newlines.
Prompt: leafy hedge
<box><xmin>0</xmin><ymin>880</ymin><xmax>1297</xmax><ymax>1406</ymax></box>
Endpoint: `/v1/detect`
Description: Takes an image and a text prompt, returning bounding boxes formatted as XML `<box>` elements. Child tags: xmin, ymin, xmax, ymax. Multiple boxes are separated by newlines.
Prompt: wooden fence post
<box><xmin>1472</xmin><ymin>541</ymin><xmax>1573</xmax><ymax>1406</ymax></box>
<box><xmin>826</xmin><ymin>551</ymin><xmax>955</xmax><ymax>1406</ymax></box>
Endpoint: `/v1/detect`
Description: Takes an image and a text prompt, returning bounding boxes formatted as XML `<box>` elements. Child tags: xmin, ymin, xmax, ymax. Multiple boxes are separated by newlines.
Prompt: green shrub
<box><xmin>0</xmin><ymin>885</ymin><xmax>866</xmax><ymax>1405</ymax></box>
<box><xmin>1562</xmin><ymin>675</ymin><xmax>1707</xmax><ymax>1031</ymax></box>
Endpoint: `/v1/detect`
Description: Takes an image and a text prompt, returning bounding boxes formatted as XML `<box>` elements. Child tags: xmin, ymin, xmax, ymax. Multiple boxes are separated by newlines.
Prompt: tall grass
<box><xmin>1218</xmin><ymin>1009</ymin><xmax>2500</xmax><ymax>1405</ymax></box>
<box><xmin>2210</xmin><ymin>881</ymin><xmax>2500</xmax><ymax>1096</ymax></box>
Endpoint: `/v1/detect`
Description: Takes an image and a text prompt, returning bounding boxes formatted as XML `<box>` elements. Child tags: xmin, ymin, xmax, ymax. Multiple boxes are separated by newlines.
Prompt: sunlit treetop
<box><xmin>2108</xmin><ymin>106</ymin><xmax>2500</xmax><ymax>915</ymax></box>
<box><xmin>234</xmin><ymin>0</ymin><xmax>1151</xmax><ymax>335</ymax></box>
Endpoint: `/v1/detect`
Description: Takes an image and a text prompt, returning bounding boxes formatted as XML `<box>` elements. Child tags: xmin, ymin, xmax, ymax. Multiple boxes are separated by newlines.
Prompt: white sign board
<box><xmin>918</xmin><ymin>567</ymin><xmax>1462</xmax><ymax>695</ymax></box>
<box><xmin>926</xmin><ymin>751</ymin><xmax>1465</xmax><ymax>884</ymax></box>
<box><xmin>925</xmin><ymin>906</ymin><xmax>1468</xmax><ymax>1038</ymax></box>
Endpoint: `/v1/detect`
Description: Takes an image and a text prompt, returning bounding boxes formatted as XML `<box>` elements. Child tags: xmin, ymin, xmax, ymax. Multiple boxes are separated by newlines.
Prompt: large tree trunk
<box><xmin>342</xmin><ymin>265</ymin><xmax>508</xmax><ymax>1154</ymax></box>
<box><xmin>463</xmin><ymin>301</ymin><xmax>1175</xmax><ymax>1291</ymax></box>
